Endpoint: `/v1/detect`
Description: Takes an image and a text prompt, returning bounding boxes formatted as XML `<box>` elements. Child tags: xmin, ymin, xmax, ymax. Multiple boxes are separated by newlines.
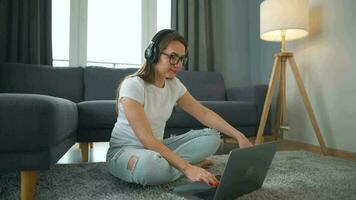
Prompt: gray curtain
<box><xmin>171</xmin><ymin>0</ymin><xmax>214</xmax><ymax>72</ymax></box>
<box><xmin>0</xmin><ymin>0</ymin><xmax>52</xmax><ymax>65</ymax></box>
<box><xmin>172</xmin><ymin>0</ymin><xmax>253</xmax><ymax>88</ymax></box>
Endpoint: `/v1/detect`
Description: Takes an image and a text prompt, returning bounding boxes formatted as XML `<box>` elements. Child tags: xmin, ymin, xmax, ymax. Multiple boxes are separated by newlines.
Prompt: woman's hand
<box><xmin>236</xmin><ymin>134</ymin><xmax>253</xmax><ymax>148</ymax></box>
<box><xmin>182</xmin><ymin>164</ymin><xmax>219</xmax><ymax>186</ymax></box>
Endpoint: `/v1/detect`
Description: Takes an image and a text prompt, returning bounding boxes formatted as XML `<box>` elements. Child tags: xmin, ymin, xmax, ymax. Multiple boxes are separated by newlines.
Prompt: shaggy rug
<box><xmin>1</xmin><ymin>151</ymin><xmax>356</xmax><ymax>200</ymax></box>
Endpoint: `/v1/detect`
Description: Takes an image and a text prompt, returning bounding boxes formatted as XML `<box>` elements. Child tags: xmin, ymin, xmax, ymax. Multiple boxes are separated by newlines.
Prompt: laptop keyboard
<box><xmin>195</xmin><ymin>188</ymin><xmax>217</xmax><ymax>200</ymax></box>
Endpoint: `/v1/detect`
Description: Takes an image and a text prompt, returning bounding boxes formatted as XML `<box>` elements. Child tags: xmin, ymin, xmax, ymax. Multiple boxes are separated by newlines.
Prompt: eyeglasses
<box><xmin>161</xmin><ymin>52</ymin><xmax>187</xmax><ymax>66</ymax></box>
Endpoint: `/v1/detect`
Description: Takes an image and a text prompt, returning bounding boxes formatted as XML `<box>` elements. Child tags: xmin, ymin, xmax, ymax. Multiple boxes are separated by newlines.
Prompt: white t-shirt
<box><xmin>109</xmin><ymin>76</ymin><xmax>187</xmax><ymax>148</ymax></box>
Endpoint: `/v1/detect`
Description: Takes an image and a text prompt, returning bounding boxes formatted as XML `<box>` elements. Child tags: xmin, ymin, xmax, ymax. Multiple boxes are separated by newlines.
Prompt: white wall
<box><xmin>284</xmin><ymin>0</ymin><xmax>356</xmax><ymax>153</ymax></box>
<box><xmin>255</xmin><ymin>0</ymin><xmax>356</xmax><ymax>153</ymax></box>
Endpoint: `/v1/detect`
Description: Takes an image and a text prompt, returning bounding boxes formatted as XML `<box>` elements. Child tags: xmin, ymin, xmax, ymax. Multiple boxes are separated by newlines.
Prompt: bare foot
<box><xmin>195</xmin><ymin>159</ymin><xmax>214</xmax><ymax>169</ymax></box>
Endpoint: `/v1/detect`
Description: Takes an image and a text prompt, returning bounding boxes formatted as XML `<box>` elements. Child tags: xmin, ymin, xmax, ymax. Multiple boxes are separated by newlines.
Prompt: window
<box><xmin>52</xmin><ymin>0</ymin><xmax>70</xmax><ymax>67</ymax></box>
<box><xmin>157</xmin><ymin>0</ymin><xmax>171</xmax><ymax>31</ymax></box>
<box><xmin>87</xmin><ymin>0</ymin><xmax>141</xmax><ymax>68</ymax></box>
<box><xmin>52</xmin><ymin>0</ymin><xmax>171</xmax><ymax>68</ymax></box>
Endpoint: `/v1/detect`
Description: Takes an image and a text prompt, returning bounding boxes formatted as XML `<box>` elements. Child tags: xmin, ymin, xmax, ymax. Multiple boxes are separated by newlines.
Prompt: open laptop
<box><xmin>172</xmin><ymin>142</ymin><xmax>277</xmax><ymax>200</ymax></box>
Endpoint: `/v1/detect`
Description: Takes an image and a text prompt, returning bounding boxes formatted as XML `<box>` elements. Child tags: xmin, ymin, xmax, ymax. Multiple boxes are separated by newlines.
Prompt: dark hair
<box><xmin>115</xmin><ymin>31</ymin><xmax>188</xmax><ymax>104</ymax></box>
<box><xmin>132</xmin><ymin>31</ymin><xmax>187</xmax><ymax>83</ymax></box>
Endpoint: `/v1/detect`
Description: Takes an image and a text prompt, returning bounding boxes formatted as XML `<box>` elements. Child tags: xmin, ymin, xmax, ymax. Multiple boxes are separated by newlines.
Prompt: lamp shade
<box><xmin>260</xmin><ymin>0</ymin><xmax>309</xmax><ymax>42</ymax></box>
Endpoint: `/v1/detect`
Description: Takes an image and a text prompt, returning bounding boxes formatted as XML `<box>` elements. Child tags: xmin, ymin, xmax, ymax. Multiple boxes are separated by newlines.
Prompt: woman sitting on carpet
<box><xmin>106</xmin><ymin>29</ymin><xmax>252</xmax><ymax>186</ymax></box>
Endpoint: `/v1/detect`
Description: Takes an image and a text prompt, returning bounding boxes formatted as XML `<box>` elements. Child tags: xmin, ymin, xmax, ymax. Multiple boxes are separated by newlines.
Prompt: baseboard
<box><xmin>283</xmin><ymin>139</ymin><xmax>356</xmax><ymax>161</ymax></box>
<box><xmin>222</xmin><ymin>137</ymin><xmax>356</xmax><ymax>161</ymax></box>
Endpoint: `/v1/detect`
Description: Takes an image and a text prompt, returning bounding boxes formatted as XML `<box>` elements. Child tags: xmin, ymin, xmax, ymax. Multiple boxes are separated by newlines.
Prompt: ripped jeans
<box><xmin>106</xmin><ymin>128</ymin><xmax>221</xmax><ymax>186</ymax></box>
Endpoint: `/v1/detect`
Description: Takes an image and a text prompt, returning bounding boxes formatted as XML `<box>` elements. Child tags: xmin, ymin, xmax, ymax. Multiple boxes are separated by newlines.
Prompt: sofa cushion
<box><xmin>77</xmin><ymin>129</ymin><xmax>112</xmax><ymax>143</ymax></box>
<box><xmin>166</xmin><ymin>101</ymin><xmax>257</xmax><ymax>128</ymax></box>
<box><xmin>177</xmin><ymin>71</ymin><xmax>226</xmax><ymax>101</ymax></box>
<box><xmin>78</xmin><ymin>100</ymin><xmax>117</xmax><ymax>129</ymax></box>
<box><xmin>77</xmin><ymin>100</ymin><xmax>257</xmax><ymax>131</ymax></box>
<box><xmin>84</xmin><ymin>67</ymin><xmax>137</xmax><ymax>100</ymax></box>
<box><xmin>0</xmin><ymin>63</ymin><xmax>84</xmax><ymax>102</ymax></box>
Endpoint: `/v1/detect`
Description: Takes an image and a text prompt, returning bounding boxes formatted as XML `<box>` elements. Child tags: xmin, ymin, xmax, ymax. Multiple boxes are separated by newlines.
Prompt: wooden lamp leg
<box><xmin>273</xmin><ymin>61</ymin><xmax>284</xmax><ymax>140</ymax></box>
<box><xmin>255</xmin><ymin>56</ymin><xmax>281</xmax><ymax>145</ymax></box>
<box><xmin>288</xmin><ymin>57</ymin><xmax>328</xmax><ymax>155</ymax></box>
<box><xmin>21</xmin><ymin>171</ymin><xmax>38</xmax><ymax>200</ymax></box>
<box><xmin>280</xmin><ymin>57</ymin><xmax>290</xmax><ymax>134</ymax></box>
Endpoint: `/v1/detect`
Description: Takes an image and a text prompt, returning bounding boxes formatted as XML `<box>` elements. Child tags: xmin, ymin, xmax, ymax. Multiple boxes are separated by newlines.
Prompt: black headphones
<box><xmin>144</xmin><ymin>29</ymin><xmax>176</xmax><ymax>64</ymax></box>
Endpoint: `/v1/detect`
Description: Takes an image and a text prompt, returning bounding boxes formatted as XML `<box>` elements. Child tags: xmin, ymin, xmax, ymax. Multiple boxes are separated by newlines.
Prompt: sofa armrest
<box><xmin>226</xmin><ymin>85</ymin><xmax>272</xmax><ymax>135</ymax></box>
<box><xmin>0</xmin><ymin>93</ymin><xmax>78</xmax><ymax>153</ymax></box>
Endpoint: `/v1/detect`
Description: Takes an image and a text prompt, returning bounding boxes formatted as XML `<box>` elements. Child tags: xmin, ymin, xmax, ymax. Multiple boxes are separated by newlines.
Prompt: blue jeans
<box><xmin>106</xmin><ymin>128</ymin><xmax>221</xmax><ymax>186</ymax></box>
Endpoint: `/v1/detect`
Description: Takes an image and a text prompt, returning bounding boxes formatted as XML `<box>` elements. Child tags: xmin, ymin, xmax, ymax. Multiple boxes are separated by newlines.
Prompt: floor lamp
<box><xmin>255</xmin><ymin>0</ymin><xmax>328</xmax><ymax>155</ymax></box>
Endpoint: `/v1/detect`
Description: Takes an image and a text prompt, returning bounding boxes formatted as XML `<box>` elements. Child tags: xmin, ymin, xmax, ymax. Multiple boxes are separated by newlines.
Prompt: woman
<box><xmin>107</xmin><ymin>29</ymin><xmax>252</xmax><ymax>186</ymax></box>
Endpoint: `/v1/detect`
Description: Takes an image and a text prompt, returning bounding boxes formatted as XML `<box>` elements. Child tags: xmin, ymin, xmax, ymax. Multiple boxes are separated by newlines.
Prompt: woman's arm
<box><xmin>121</xmin><ymin>97</ymin><xmax>219</xmax><ymax>185</ymax></box>
<box><xmin>177</xmin><ymin>92</ymin><xmax>252</xmax><ymax>148</ymax></box>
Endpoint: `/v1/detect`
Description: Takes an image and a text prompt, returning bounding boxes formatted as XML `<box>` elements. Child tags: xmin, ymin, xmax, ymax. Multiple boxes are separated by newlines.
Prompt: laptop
<box><xmin>172</xmin><ymin>142</ymin><xmax>277</xmax><ymax>200</ymax></box>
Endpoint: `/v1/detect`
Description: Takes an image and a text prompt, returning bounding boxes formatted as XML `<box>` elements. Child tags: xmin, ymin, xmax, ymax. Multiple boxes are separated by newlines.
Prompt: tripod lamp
<box><xmin>255</xmin><ymin>0</ymin><xmax>328</xmax><ymax>155</ymax></box>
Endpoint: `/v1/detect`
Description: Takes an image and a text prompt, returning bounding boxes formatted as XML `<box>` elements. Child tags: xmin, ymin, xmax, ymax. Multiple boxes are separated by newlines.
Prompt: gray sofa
<box><xmin>0</xmin><ymin>62</ymin><xmax>271</xmax><ymax>198</ymax></box>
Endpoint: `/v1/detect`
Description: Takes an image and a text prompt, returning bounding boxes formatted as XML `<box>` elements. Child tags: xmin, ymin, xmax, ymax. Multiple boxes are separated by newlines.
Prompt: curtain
<box><xmin>171</xmin><ymin>0</ymin><xmax>215</xmax><ymax>72</ymax></box>
<box><xmin>171</xmin><ymin>0</ymin><xmax>253</xmax><ymax>88</ymax></box>
<box><xmin>0</xmin><ymin>0</ymin><xmax>52</xmax><ymax>65</ymax></box>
